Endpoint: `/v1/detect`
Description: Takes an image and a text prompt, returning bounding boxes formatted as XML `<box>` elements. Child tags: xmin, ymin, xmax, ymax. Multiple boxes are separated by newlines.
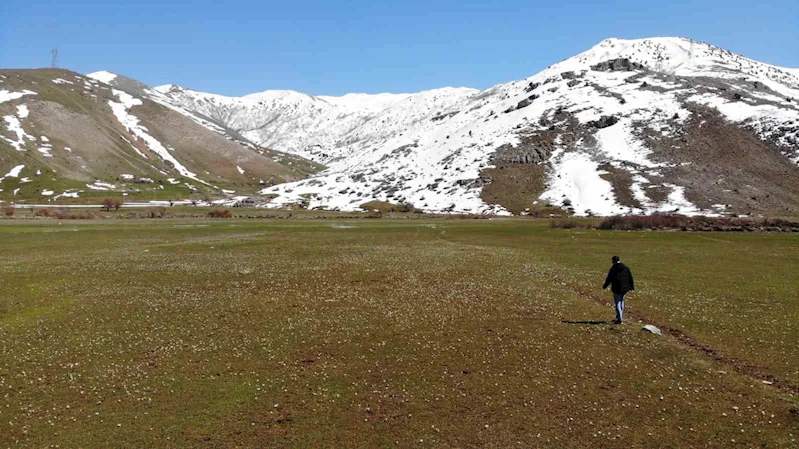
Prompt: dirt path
<box><xmin>568</xmin><ymin>282</ymin><xmax>799</xmax><ymax>396</ymax></box>
<box><xmin>434</xmin><ymin>227</ymin><xmax>799</xmax><ymax>398</ymax></box>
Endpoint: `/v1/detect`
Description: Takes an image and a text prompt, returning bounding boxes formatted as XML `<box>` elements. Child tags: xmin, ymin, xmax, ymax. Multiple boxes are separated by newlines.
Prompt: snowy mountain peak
<box><xmin>153</xmin><ymin>84</ymin><xmax>182</xmax><ymax>94</ymax></box>
<box><xmin>125</xmin><ymin>37</ymin><xmax>799</xmax><ymax>216</ymax></box>
<box><xmin>549</xmin><ymin>37</ymin><xmax>799</xmax><ymax>90</ymax></box>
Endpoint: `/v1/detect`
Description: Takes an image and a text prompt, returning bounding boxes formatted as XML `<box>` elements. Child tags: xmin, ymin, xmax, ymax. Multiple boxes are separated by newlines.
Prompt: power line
<box><xmin>51</xmin><ymin>48</ymin><xmax>59</xmax><ymax>68</ymax></box>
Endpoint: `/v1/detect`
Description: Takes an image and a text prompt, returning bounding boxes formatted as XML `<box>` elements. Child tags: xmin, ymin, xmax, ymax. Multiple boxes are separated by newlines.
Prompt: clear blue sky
<box><xmin>2</xmin><ymin>0</ymin><xmax>797</xmax><ymax>96</ymax></box>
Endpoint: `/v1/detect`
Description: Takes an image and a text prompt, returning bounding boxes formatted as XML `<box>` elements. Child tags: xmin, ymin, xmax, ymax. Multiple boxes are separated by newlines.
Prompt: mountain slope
<box><xmin>154</xmin><ymin>37</ymin><xmax>799</xmax><ymax>216</ymax></box>
<box><xmin>0</xmin><ymin>69</ymin><xmax>322</xmax><ymax>202</ymax></box>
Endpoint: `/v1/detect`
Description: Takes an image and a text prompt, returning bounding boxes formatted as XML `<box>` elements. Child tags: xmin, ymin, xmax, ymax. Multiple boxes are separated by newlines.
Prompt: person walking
<box><xmin>603</xmin><ymin>256</ymin><xmax>634</xmax><ymax>324</ymax></box>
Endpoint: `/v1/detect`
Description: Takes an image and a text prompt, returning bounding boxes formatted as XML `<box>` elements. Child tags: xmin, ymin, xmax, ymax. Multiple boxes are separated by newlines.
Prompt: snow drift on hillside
<box><xmin>0</xmin><ymin>89</ymin><xmax>36</xmax><ymax>105</ymax></box>
<box><xmin>87</xmin><ymin>71</ymin><xmax>118</xmax><ymax>84</ymax></box>
<box><xmin>106</xmin><ymin>89</ymin><xmax>206</xmax><ymax>183</ymax></box>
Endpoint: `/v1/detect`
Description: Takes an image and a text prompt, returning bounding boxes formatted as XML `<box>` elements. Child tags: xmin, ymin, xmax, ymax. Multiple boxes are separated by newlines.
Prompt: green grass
<box><xmin>0</xmin><ymin>219</ymin><xmax>796</xmax><ymax>447</ymax></box>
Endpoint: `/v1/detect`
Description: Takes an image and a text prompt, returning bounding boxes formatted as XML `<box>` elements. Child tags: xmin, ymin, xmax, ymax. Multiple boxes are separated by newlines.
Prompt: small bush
<box><xmin>2</xmin><ymin>206</ymin><xmax>15</xmax><ymax>217</ymax></box>
<box><xmin>596</xmin><ymin>215</ymin><xmax>799</xmax><ymax>232</ymax></box>
<box><xmin>48</xmin><ymin>209</ymin><xmax>99</xmax><ymax>220</ymax></box>
<box><xmin>599</xmin><ymin>215</ymin><xmax>689</xmax><ymax>230</ymax></box>
<box><xmin>102</xmin><ymin>197</ymin><xmax>123</xmax><ymax>211</ymax></box>
<box><xmin>208</xmin><ymin>208</ymin><xmax>232</xmax><ymax>218</ymax></box>
<box><xmin>144</xmin><ymin>207</ymin><xmax>167</xmax><ymax>219</ymax></box>
<box><xmin>397</xmin><ymin>202</ymin><xmax>415</xmax><ymax>213</ymax></box>
<box><xmin>34</xmin><ymin>208</ymin><xmax>53</xmax><ymax>217</ymax></box>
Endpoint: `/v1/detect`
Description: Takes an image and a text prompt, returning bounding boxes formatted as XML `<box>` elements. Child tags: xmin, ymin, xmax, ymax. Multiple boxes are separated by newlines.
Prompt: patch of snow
<box><xmin>16</xmin><ymin>105</ymin><xmax>29</xmax><ymax>118</ymax></box>
<box><xmin>86</xmin><ymin>181</ymin><xmax>116</xmax><ymax>191</ymax></box>
<box><xmin>120</xmin><ymin>174</ymin><xmax>135</xmax><ymax>180</ymax></box>
<box><xmin>53</xmin><ymin>191</ymin><xmax>79</xmax><ymax>200</ymax></box>
<box><xmin>52</xmin><ymin>78</ymin><xmax>74</xmax><ymax>85</ymax></box>
<box><xmin>41</xmin><ymin>190</ymin><xmax>54</xmax><ymax>196</ymax></box>
<box><xmin>119</xmin><ymin>135</ymin><xmax>148</xmax><ymax>159</ymax></box>
<box><xmin>86</xmin><ymin>71</ymin><xmax>118</xmax><ymax>84</ymax></box>
<box><xmin>1</xmin><ymin>115</ymin><xmax>32</xmax><ymax>151</ymax></box>
<box><xmin>594</xmin><ymin>118</ymin><xmax>660</xmax><ymax>168</ymax></box>
<box><xmin>0</xmin><ymin>89</ymin><xmax>37</xmax><ymax>105</ymax></box>
<box><xmin>107</xmin><ymin>89</ymin><xmax>205</xmax><ymax>182</ymax></box>
<box><xmin>236</xmin><ymin>165</ymin><xmax>245</xmax><ymax>175</ymax></box>
<box><xmin>1</xmin><ymin>165</ymin><xmax>25</xmax><ymax>180</ymax></box>
<box><xmin>541</xmin><ymin>151</ymin><xmax>625</xmax><ymax>216</ymax></box>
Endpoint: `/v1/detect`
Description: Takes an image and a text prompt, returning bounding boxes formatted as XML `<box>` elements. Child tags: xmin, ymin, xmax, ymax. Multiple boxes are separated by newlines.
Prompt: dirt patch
<box><xmin>479</xmin><ymin>164</ymin><xmax>547</xmax><ymax>215</ymax></box>
<box><xmin>638</xmin><ymin>105</ymin><xmax>799</xmax><ymax>215</ymax></box>
<box><xmin>598</xmin><ymin>163</ymin><xmax>641</xmax><ymax>209</ymax></box>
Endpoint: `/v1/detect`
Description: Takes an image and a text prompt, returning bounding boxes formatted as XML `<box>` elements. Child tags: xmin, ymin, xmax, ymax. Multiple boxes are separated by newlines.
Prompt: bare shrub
<box><xmin>597</xmin><ymin>215</ymin><xmax>798</xmax><ymax>232</ymax></box>
<box><xmin>50</xmin><ymin>209</ymin><xmax>99</xmax><ymax>220</ymax></box>
<box><xmin>2</xmin><ymin>206</ymin><xmax>15</xmax><ymax>217</ymax></box>
<box><xmin>208</xmin><ymin>208</ymin><xmax>233</xmax><ymax>218</ymax></box>
<box><xmin>102</xmin><ymin>197</ymin><xmax>123</xmax><ymax>211</ymax></box>
<box><xmin>598</xmin><ymin>215</ymin><xmax>688</xmax><ymax>230</ymax></box>
<box><xmin>145</xmin><ymin>207</ymin><xmax>168</xmax><ymax>218</ymax></box>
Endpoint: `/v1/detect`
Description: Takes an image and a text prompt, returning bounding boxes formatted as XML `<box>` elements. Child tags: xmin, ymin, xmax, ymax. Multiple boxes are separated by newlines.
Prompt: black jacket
<box><xmin>603</xmin><ymin>262</ymin><xmax>634</xmax><ymax>294</ymax></box>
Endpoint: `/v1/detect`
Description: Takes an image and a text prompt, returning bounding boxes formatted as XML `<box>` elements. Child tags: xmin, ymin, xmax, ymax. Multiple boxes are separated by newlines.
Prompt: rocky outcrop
<box><xmin>588</xmin><ymin>115</ymin><xmax>619</xmax><ymax>129</ymax></box>
<box><xmin>491</xmin><ymin>143</ymin><xmax>550</xmax><ymax>164</ymax></box>
<box><xmin>591</xmin><ymin>58</ymin><xmax>647</xmax><ymax>72</ymax></box>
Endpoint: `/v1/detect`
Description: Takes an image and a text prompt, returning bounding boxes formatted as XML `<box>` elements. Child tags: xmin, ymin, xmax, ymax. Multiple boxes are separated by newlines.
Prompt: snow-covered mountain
<box><xmin>7</xmin><ymin>37</ymin><xmax>791</xmax><ymax>213</ymax></box>
<box><xmin>147</xmin><ymin>37</ymin><xmax>799</xmax><ymax>216</ymax></box>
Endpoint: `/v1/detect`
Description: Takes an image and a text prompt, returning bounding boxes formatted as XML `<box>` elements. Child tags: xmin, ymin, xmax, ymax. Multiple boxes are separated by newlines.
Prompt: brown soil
<box><xmin>639</xmin><ymin>106</ymin><xmax>799</xmax><ymax>215</ymax></box>
<box><xmin>598</xmin><ymin>163</ymin><xmax>641</xmax><ymax>209</ymax></box>
<box><xmin>479</xmin><ymin>164</ymin><xmax>547</xmax><ymax>215</ymax></box>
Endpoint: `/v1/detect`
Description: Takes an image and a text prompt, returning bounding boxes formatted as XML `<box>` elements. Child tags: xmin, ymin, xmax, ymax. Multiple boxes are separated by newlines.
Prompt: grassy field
<box><xmin>0</xmin><ymin>219</ymin><xmax>797</xmax><ymax>447</ymax></box>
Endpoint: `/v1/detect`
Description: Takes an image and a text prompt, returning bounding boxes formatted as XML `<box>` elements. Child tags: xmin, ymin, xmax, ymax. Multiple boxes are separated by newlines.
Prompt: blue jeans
<box><xmin>613</xmin><ymin>293</ymin><xmax>625</xmax><ymax>322</ymax></box>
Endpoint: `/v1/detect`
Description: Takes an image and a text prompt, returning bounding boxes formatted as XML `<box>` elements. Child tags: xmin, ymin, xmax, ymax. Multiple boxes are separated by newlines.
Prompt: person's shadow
<box><xmin>561</xmin><ymin>320</ymin><xmax>615</xmax><ymax>325</ymax></box>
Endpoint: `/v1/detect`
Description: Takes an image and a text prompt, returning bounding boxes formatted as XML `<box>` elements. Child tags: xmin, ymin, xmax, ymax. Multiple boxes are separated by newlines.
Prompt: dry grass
<box><xmin>549</xmin><ymin>218</ymin><xmax>593</xmax><ymax>229</ymax></box>
<box><xmin>33</xmin><ymin>208</ymin><xmax>100</xmax><ymax>219</ymax></box>
<box><xmin>479</xmin><ymin>164</ymin><xmax>548</xmax><ymax>215</ymax></box>
<box><xmin>0</xmin><ymin>219</ymin><xmax>796</xmax><ymax>447</ymax></box>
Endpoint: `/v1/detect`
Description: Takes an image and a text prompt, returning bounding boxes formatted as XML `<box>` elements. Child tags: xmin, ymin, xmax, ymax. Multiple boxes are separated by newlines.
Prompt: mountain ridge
<box><xmin>5</xmin><ymin>37</ymin><xmax>798</xmax><ymax>215</ymax></box>
<box><xmin>0</xmin><ymin>68</ymin><xmax>322</xmax><ymax>203</ymax></box>
<box><xmin>138</xmin><ymin>36</ymin><xmax>798</xmax><ymax>215</ymax></box>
